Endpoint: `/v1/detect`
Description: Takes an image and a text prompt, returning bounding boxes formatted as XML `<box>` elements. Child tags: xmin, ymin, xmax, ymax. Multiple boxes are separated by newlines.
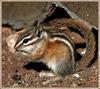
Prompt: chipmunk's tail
<box><xmin>68</xmin><ymin>19</ymin><xmax>98</xmax><ymax>72</ymax></box>
<box><xmin>42</xmin><ymin>18</ymin><xmax>97</xmax><ymax>72</ymax></box>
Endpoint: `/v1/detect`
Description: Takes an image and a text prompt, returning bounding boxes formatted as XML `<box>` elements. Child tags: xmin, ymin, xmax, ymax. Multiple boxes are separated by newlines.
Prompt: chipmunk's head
<box><xmin>14</xmin><ymin>26</ymin><xmax>48</xmax><ymax>56</ymax></box>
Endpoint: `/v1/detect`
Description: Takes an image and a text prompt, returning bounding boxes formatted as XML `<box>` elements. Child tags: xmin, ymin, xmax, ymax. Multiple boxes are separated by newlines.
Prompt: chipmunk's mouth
<box><xmin>16</xmin><ymin>49</ymin><xmax>31</xmax><ymax>54</ymax></box>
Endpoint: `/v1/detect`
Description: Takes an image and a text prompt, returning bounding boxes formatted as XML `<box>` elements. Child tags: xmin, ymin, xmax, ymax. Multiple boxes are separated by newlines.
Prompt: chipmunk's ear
<box><xmin>33</xmin><ymin>20</ymin><xmax>39</xmax><ymax>26</ymax></box>
<box><xmin>35</xmin><ymin>26</ymin><xmax>42</xmax><ymax>37</ymax></box>
<box><xmin>36</xmin><ymin>27</ymin><xmax>47</xmax><ymax>38</ymax></box>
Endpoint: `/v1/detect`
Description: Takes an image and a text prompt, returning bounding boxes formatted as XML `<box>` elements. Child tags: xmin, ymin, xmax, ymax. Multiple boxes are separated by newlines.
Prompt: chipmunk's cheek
<box><xmin>18</xmin><ymin>45</ymin><xmax>37</xmax><ymax>54</ymax></box>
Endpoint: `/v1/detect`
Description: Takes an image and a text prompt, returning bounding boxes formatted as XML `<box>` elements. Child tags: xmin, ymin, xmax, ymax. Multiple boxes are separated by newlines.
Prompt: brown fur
<box><xmin>42</xmin><ymin>18</ymin><xmax>96</xmax><ymax>71</ymax></box>
<box><xmin>15</xmin><ymin>18</ymin><xmax>97</xmax><ymax>82</ymax></box>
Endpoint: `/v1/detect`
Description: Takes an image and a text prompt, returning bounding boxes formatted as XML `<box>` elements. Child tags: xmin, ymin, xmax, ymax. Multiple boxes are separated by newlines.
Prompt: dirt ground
<box><xmin>2</xmin><ymin>27</ymin><xmax>98</xmax><ymax>87</ymax></box>
<box><xmin>2</xmin><ymin>2</ymin><xmax>98</xmax><ymax>88</ymax></box>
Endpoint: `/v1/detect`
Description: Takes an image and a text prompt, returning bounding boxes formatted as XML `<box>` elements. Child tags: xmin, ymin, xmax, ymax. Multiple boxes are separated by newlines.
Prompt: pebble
<box><xmin>73</xmin><ymin>74</ymin><xmax>80</xmax><ymax>78</ymax></box>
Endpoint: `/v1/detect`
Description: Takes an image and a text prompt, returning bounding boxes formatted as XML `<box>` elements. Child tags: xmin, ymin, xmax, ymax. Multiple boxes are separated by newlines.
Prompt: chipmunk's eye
<box><xmin>23</xmin><ymin>39</ymin><xmax>29</xmax><ymax>43</ymax></box>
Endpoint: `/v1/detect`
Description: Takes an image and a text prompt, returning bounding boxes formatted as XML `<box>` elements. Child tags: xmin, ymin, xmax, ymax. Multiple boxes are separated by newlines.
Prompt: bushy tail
<box><xmin>67</xmin><ymin>19</ymin><xmax>97</xmax><ymax>71</ymax></box>
<box><xmin>42</xmin><ymin>18</ymin><xmax>97</xmax><ymax>72</ymax></box>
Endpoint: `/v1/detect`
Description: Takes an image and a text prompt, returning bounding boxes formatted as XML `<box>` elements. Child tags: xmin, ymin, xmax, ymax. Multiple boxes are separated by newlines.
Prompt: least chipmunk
<box><xmin>14</xmin><ymin>18</ymin><xmax>97</xmax><ymax>83</ymax></box>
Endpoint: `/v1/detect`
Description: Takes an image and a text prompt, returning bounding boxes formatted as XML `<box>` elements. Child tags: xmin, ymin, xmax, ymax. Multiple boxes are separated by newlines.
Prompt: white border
<box><xmin>98</xmin><ymin>1</ymin><xmax>100</xmax><ymax>89</ymax></box>
<box><xmin>2</xmin><ymin>0</ymin><xmax>99</xmax><ymax>2</ymax></box>
<box><xmin>1</xmin><ymin>0</ymin><xmax>99</xmax><ymax>89</ymax></box>
<box><xmin>0</xmin><ymin>0</ymin><xmax>2</xmax><ymax>89</ymax></box>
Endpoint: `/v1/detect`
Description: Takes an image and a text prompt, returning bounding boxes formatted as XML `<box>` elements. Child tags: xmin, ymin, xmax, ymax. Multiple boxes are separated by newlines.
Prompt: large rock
<box><xmin>2</xmin><ymin>2</ymin><xmax>98</xmax><ymax>29</ymax></box>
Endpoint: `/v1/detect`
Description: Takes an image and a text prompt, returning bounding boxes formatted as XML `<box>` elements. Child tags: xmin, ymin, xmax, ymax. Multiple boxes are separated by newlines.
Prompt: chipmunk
<box><xmin>14</xmin><ymin>18</ymin><xmax>97</xmax><ymax>84</ymax></box>
<box><xmin>41</xmin><ymin>18</ymin><xmax>97</xmax><ymax>71</ymax></box>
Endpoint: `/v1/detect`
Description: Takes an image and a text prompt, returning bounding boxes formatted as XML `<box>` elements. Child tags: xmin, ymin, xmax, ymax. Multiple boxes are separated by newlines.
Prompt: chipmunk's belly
<box><xmin>47</xmin><ymin>59</ymin><xmax>57</xmax><ymax>71</ymax></box>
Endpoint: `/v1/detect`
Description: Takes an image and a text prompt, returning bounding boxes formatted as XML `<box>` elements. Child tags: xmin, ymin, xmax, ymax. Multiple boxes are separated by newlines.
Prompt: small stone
<box><xmin>73</xmin><ymin>74</ymin><xmax>80</xmax><ymax>78</ymax></box>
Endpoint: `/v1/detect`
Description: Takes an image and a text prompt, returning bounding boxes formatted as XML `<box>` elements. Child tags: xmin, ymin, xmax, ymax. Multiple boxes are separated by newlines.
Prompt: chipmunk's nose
<box><xmin>14</xmin><ymin>45</ymin><xmax>18</xmax><ymax>51</ymax></box>
<box><xmin>15</xmin><ymin>49</ymin><xmax>18</xmax><ymax>51</ymax></box>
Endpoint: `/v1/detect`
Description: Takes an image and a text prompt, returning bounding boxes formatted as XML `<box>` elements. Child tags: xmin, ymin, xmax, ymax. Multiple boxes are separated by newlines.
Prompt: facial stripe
<box><xmin>15</xmin><ymin>26</ymin><xmax>38</xmax><ymax>46</ymax></box>
<box><xmin>15</xmin><ymin>34</ymin><xmax>31</xmax><ymax>48</ymax></box>
<box><xmin>22</xmin><ymin>37</ymin><xmax>39</xmax><ymax>46</ymax></box>
<box><xmin>23</xmin><ymin>33</ymin><xmax>47</xmax><ymax>47</ymax></box>
<box><xmin>23</xmin><ymin>35</ymin><xmax>32</xmax><ymax>40</ymax></box>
